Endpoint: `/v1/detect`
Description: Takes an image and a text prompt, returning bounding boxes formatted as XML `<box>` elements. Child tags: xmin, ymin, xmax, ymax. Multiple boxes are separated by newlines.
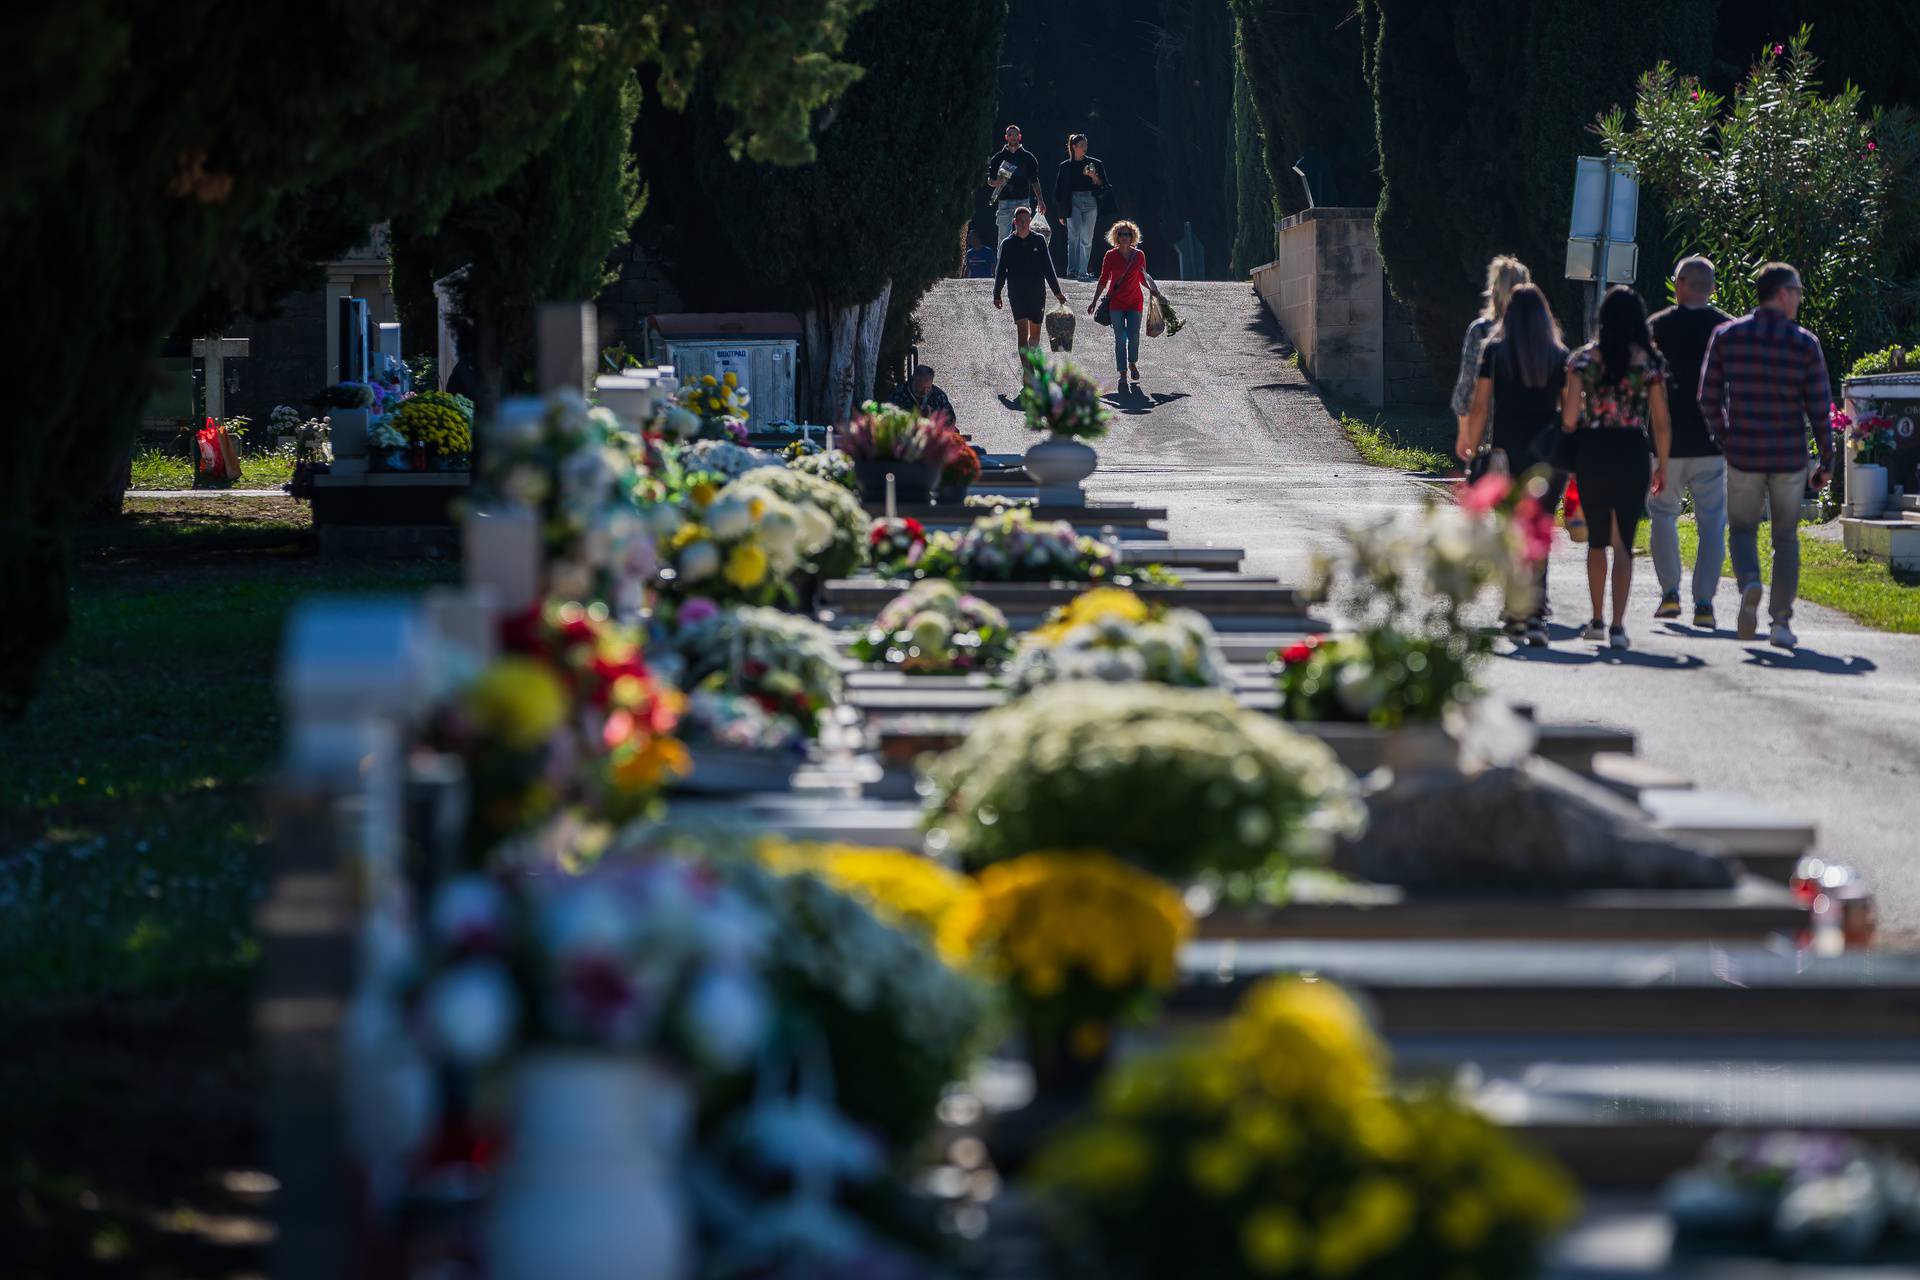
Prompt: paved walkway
<box><xmin>915</xmin><ymin>277</ymin><xmax>1920</xmax><ymax>937</ymax></box>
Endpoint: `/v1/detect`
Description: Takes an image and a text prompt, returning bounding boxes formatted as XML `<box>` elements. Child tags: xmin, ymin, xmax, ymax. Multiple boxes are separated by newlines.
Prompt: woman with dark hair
<box><xmin>1560</xmin><ymin>286</ymin><xmax>1672</xmax><ymax>650</ymax></box>
<box><xmin>1053</xmin><ymin>134</ymin><xmax>1111</xmax><ymax>281</ymax></box>
<box><xmin>1459</xmin><ymin>282</ymin><xmax>1568</xmax><ymax>645</ymax></box>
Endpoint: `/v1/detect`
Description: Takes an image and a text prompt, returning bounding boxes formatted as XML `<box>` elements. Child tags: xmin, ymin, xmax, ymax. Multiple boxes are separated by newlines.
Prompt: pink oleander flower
<box><xmin>1460</xmin><ymin>472</ymin><xmax>1513</xmax><ymax>514</ymax></box>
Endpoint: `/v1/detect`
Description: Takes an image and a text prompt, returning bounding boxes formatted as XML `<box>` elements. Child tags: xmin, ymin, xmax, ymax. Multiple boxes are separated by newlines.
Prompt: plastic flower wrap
<box><xmin>1030</xmin><ymin>976</ymin><xmax>1576</xmax><ymax>1280</ymax></box>
<box><xmin>924</xmin><ymin>683</ymin><xmax>1365</xmax><ymax>890</ymax></box>
<box><xmin>393</xmin><ymin>390</ymin><xmax>475</xmax><ymax>457</ymax></box>
<box><xmin>787</xmin><ymin>447</ymin><xmax>858</xmax><ymax>492</ymax></box>
<box><xmin>676</xmin><ymin>370</ymin><xmax>752</xmax><ymax>440</ymax></box>
<box><xmin>410</xmin><ymin>857</ymin><xmax>773</xmax><ymax>1076</ymax></box>
<box><xmin>1010</xmin><ymin>586</ymin><xmax>1226</xmax><ymax>689</ymax></box>
<box><xmin>850</xmin><ymin>579</ymin><xmax>1012</xmax><ymax>674</ymax></box>
<box><xmin>757</xmin><ymin>839</ymin><xmax>976</xmax><ymax>943</ymax></box>
<box><xmin>681</xmin><ymin>438</ymin><xmax>781</xmax><ymax>480</ymax></box>
<box><xmin>1839</xmin><ymin>403</ymin><xmax>1897</xmax><ymax>466</ymax></box>
<box><xmin>475</xmin><ymin>389</ymin><xmax>661</xmax><ymax>615</ymax></box>
<box><xmin>728</xmin><ymin>466</ymin><xmax>870</xmax><ymax>579</ymax></box>
<box><xmin>657</xmin><ymin>474</ymin><xmax>819</xmax><ymax>609</ymax></box>
<box><xmin>922</xmin><ymin>507</ymin><xmax>1118</xmax><ymax>583</ymax></box>
<box><xmin>368</xmin><ymin>418</ymin><xmax>408</xmax><ymax>450</ymax></box>
<box><xmin>841</xmin><ymin>401</ymin><xmax>947</xmax><ymax>463</ymax></box>
<box><xmin>666</xmin><ymin>605</ymin><xmax>844</xmax><ymax>744</ymax></box>
<box><xmin>1019</xmin><ymin>348</ymin><xmax>1111</xmax><ymax>440</ymax></box>
<box><xmin>940</xmin><ymin>850</ymin><xmax>1189</xmax><ymax>1063</ymax></box>
<box><xmin>868</xmin><ymin>516</ymin><xmax>927</xmax><ymax>575</ymax></box>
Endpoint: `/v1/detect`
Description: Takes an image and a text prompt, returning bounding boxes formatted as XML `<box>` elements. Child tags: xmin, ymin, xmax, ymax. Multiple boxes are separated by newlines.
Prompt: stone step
<box><xmin>1115</xmin><ymin>542</ymin><xmax>1243</xmax><ymax>570</ymax></box>
<box><xmin>1638</xmin><ymin>790</ymin><xmax>1818</xmax><ymax>882</ymax></box>
<box><xmin>1588</xmin><ymin>751</ymin><xmax>1695</xmax><ymax>800</ymax></box>
<box><xmin>862</xmin><ymin>499</ymin><xmax>1166</xmax><ymax>525</ymax></box>
<box><xmin>1839</xmin><ymin>515</ymin><xmax>1920</xmax><ymax>569</ymax></box>
<box><xmin>821</xmin><ymin>577</ymin><xmax>1312</xmax><ymax>631</ymax></box>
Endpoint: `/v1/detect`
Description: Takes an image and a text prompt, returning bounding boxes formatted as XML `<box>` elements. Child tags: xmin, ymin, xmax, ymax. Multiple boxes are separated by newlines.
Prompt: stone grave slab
<box><xmin>1640</xmin><ymin>791</ymin><xmax>1818</xmax><ymax>882</ymax></box>
<box><xmin>821</xmin><ymin>577</ymin><xmax>1313</xmax><ymax>631</ymax></box>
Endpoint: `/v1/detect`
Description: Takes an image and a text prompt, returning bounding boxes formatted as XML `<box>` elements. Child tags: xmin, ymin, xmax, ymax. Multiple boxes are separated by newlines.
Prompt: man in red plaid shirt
<box><xmin>1697</xmin><ymin>262</ymin><xmax>1833</xmax><ymax>649</ymax></box>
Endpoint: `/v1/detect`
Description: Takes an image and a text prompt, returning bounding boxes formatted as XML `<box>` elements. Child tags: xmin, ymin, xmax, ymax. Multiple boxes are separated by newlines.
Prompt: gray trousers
<box><xmin>1647</xmin><ymin>455</ymin><xmax>1728</xmax><ymax>606</ymax></box>
<box><xmin>1726</xmin><ymin>464</ymin><xmax>1807</xmax><ymax>625</ymax></box>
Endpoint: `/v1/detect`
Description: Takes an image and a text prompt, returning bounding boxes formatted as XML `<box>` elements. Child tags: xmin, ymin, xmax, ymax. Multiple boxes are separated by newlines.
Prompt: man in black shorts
<box><xmin>993</xmin><ymin>206</ymin><xmax>1066</xmax><ymax>365</ymax></box>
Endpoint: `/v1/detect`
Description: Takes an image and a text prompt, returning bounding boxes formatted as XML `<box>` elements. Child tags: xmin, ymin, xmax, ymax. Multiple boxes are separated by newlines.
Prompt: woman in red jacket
<box><xmin>1089</xmin><ymin>220</ymin><xmax>1148</xmax><ymax>388</ymax></box>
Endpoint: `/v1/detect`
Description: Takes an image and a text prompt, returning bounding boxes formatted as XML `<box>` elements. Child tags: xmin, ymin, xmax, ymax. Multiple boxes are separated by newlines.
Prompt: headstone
<box><xmin>1174</xmin><ymin>221</ymin><xmax>1205</xmax><ymax>281</ymax></box>
<box><xmin>337</xmin><ymin>297</ymin><xmax>371</xmax><ymax>383</ymax></box>
<box><xmin>536</xmin><ymin>301</ymin><xmax>597</xmax><ymax>397</ymax></box>
<box><xmin>190</xmin><ymin>335</ymin><xmax>251</xmax><ymax>422</ymax></box>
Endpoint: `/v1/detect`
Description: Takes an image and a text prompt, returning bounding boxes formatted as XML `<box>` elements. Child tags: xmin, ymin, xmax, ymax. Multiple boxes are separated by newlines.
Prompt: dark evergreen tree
<box><xmin>1230</xmin><ymin>0</ymin><xmax>1380</xmax><ymax>215</ymax></box>
<box><xmin>1154</xmin><ymin>0</ymin><xmax>1237</xmax><ymax>278</ymax></box>
<box><xmin>1227</xmin><ymin>42</ymin><xmax>1279</xmax><ymax>277</ymax></box>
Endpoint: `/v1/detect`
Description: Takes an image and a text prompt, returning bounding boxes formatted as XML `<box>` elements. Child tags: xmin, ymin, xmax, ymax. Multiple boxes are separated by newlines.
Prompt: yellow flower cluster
<box><xmin>394</xmin><ymin>392</ymin><xmax>474</xmax><ymax>456</ymax></box>
<box><xmin>758</xmin><ymin>839</ymin><xmax>976</xmax><ymax>946</ymax></box>
<box><xmin>681</xmin><ymin>370</ymin><xmax>750</xmax><ymax>420</ymax></box>
<box><xmin>1031</xmin><ymin>585</ymin><xmax>1151</xmax><ymax>645</ymax></box>
<box><xmin>940</xmin><ymin>850</ymin><xmax>1190</xmax><ymax>1000</ymax></box>
<box><xmin>464</xmin><ymin>657</ymin><xmax>567</xmax><ymax>749</ymax></box>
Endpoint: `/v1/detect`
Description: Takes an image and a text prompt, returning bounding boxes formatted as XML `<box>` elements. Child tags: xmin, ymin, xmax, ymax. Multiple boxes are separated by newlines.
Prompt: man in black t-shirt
<box><xmin>993</xmin><ymin>206</ymin><xmax>1066</xmax><ymax>365</ymax></box>
<box><xmin>986</xmin><ymin>124</ymin><xmax>1045</xmax><ymax>263</ymax></box>
<box><xmin>1647</xmin><ymin>255</ymin><xmax>1733</xmax><ymax>628</ymax></box>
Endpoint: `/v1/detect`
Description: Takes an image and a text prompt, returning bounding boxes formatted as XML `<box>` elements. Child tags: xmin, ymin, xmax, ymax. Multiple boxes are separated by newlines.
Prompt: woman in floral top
<box><xmin>1559</xmin><ymin>286</ymin><xmax>1672</xmax><ymax>649</ymax></box>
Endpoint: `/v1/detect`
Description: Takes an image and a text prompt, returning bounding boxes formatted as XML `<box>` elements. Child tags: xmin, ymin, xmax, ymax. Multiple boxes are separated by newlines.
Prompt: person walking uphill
<box><xmin>1560</xmin><ymin>286</ymin><xmax>1672</xmax><ymax>651</ymax></box>
<box><xmin>993</xmin><ymin>206</ymin><xmax>1066</xmax><ymax>366</ymax></box>
<box><xmin>1457</xmin><ymin>283</ymin><xmax>1569</xmax><ymax>646</ymax></box>
<box><xmin>1090</xmin><ymin>220</ymin><xmax>1149</xmax><ymax>389</ymax></box>
<box><xmin>1647</xmin><ymin>255</ymin><xmax>1732</xmax><ymax>629</ymax></box>
<box><xmin>1053</xmin><ymin>134</ymin><xmax>1112</xmax><ymax>281</ymax></box>
<box><xmin>986</xmin><ymin>124</ymin><xmax>1045</xmax><ymax>261</ymax></box>
<box><xmin>1698</xmin><ymin>261</ymin><xmax>1834</xmax><ymax>650</ymax></box>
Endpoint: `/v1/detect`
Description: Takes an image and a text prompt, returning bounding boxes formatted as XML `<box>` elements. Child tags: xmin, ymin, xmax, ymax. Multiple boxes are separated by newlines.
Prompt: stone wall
<box><xmin>1249</xmin><ymin>207</ymin><xmax>1441</xmax><ymax>408</ymax></box>
<box><xmin>598</xmin><ymin>241</ymin><xmax>686</xmax><ymax>359</ymax></box>
<box><xmin>227</xmin><ymin>288</ymin><xmax>331</xmax><ymax>427</ymax></box>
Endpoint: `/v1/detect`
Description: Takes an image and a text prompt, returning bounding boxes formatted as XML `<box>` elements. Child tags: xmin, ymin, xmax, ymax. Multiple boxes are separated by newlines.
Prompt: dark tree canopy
<box><xmin>1230</xmin><ymin>0</ymin><xmax>1380</xmax><ymax>216</ymax></box>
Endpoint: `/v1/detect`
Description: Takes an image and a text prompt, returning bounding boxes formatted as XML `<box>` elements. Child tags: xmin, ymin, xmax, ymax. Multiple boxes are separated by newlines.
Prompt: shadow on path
<box><xmin>1742</xmin><ymin>646</ymin><xmax>1877</xmax><ymax>676</ymax></box>
<box><xmin>1102</xmin><ymin>388</ymin><xmax>1190</xmax><ymax>414</ymax></box>
<box><xmin>1498</xmin><ymin>643</ymin><xmax>1708</xmax><ymax>671</ymax></box>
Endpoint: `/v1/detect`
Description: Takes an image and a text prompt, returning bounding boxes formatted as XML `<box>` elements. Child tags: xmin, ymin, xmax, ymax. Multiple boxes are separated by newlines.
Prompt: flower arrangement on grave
<box><xmin>1009</xmin><ymin>586</ymin><xmax>1226</xmax><ymax>690</ymax></box>
<box><xmin>1834</xmin><ymin>404</ymin><xmax>1897</xmax><ymax>466</ymax></box>
<box><xmin>914</xmin><ymin>506</ymin><xmax>1118</xmax><ymax>583</ymax></box>
<box><xmin>729</xmin><ymin>466</ymin><xmax>870</xmax><ymax>579</ymax></box>
<box><xmin>924</xmin><ymin>683</ymin><xmax>1364</xmax><ymax>890</ymax></box>
<box><xmin>438</xmin><ymin>601</ymin><xmax>687</xmax><ymax>846</ymax></box>
<box><xmin>269</xmin><ymin>403</ymin><xmax>305</xmax><ymax>441</ymax></box>
<box><xmin>850</xmin><ymin>579</ymin><xmax>1013</xmax><ymax>675</ymax></box>
<box><xmin>315</xmin><ymin>380</ymin><xmax>376</xmax><ymax>411</ymax></box>
<box><xmin>474</xmin><ymin>390</ymin><xmax>660</xmax><ymax>613</ymax></box>
<box><xmin>940</xmin><ymin>435</ymin><xmax>983</xmax><ymax>492</ymax></box>
<box><xmin>1275</xmin><ymin>475</ymin><xmax>1546</xmax><ymax>728</ymax></box>
<box><xmin>666</xmin><ymin>604</ymin><xmax>844</xmax><ymax>745</ymax></box>
<box><xmin>939</xmin><ymin>851</ymin><xmax>1189</xmax><ymax>1079</ymax></box>
<box><xmin>676</xmin><ymin>371</ymin><xmax>752</xmax><ymax>443</ymax></box>
<box><xmin>1029</xmin><ymin>976</ymin><xmax>1576</xmax><ymax>1280</ymax></box>
<box><xmin>757</xmin><ymin>839</ymin><xmax>976</xmax><ymax>944</ymax></box>
<box><xmin>409</xmin><ymin>857</ymin><xmax>773</xmax><ymax>1074</ymax></box>
<box><xmin>1663</xmin><ymin>1131</ymin><xmax>1920</xmax><ymax>1260</ymax></box>
<box><xmin>678</xmin><ymin>438</ymin><xmax>781</xmax><ymax>480</ymax></box>
<box><xmin>787</xmin><ymin>446</ymin><xmax>859</xmax><ymax>492</ymax></box>
<box><xmin>868</xmin><ymin>516</ymin><xmax>927</xmax><ymax>575</ymax></box>
<box><xmin>367</xmin><ymin>417</ymin><xmax>410</xmax><ymax>466</ymax></box>
<box><xmin>1019</xmin><ymin>348</ymin><xmax>1110</xmax><ymax>441</ymax></box>
<box><xmin>720</xmin><ymin>856</ymin><xmax>991</xmax><ymax>1153</ymax></box>
<box><xmin>655</xmin><ymin>476</ymin><xmax>820</xmax><ymax>609</ymax></box>
<box><xmin>841</xmin><ymin>401</ymin><xmax>948</xmax><ymax>464</ymax></box>
<box><xmin>392</xmin><ymin>390</ymin><xmax>475</xmax><ymax>462</ymax></box>
<box><xmin>965</xmin><ymin>493</ymin><xmax>1035</xmax><ymax>508</ymax></box>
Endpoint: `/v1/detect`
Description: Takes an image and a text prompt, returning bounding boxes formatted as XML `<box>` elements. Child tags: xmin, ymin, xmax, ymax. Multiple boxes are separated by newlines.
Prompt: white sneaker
<box><xmin>1769</xmin><ymin>623</ymin><xmax>1798</xmax><ymax>650</ymax></box>
<box><xmin>1609</xmin><ymin>625</ymin><xmax>1630</xmax><ymax>650</ymax></box>
<box><xmin>1737</xmin><ymin>584</ymin><xmax>1763</xmax><ymax>640</ymax></box>
<box><xmin>1581</xmin><ymin>619</ymin><xmax>1607</xmax><ymax>641</ymax></box>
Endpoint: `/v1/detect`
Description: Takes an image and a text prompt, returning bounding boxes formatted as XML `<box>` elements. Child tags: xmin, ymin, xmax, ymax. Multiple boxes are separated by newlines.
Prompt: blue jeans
<box><xmin>1647</xmin><ymin>455</ymin><xmax>1727</xmax><ymax>607</ymax></box>
<box><xmin>1066</xmin><ymin>193</ymin><xmax>1098</xmax><ymax>276</ymax></box>
<box><xmin>1111</xmin><ymin>309</ymin><xmax>1142</xmax><ymax>373</ymax></box>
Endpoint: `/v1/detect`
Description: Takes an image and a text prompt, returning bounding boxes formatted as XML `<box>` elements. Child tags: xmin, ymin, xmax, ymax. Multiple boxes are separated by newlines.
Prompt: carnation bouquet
<box><xmin>473</xmin><ymin>389</ymin><xmax>660</xmax><ymax>613</ymax></box>
<box><xmin>917</xmin><ymin>506</ymin><xmax>1118</xmax><ymax>583</ymax></box>
<box><xmin>1019</xmin><ymin>348</ymin><xmax>1111</xmax><ymax>441</ymax></box>
<box><xmin>667</xmin><ymin>604</ymin><xmax>844</xmax><ymax>744</ymax></box>
<box><xmin>1010</xmin><ymin>586</ymin><xmax>1226</xmax><ymax>689</ymax></box>
<box><xmin>850</xmin><ymin>579</ymin><xmax>1013</xmax><ymax>674</ymax></box>
<box><xmin>1031</xmin><ymin>977</ymin><xmax>1575</xmax><ymax>1280</ymax></box>
<box><xmin>868</xmin><ymin>516</ymin><xmax>927</xmax><ymax>575</ymax></box>
<box><xmin>924</xmin><ymin>683</ymin><xmax>1364</xmax><ymax>888</ymax></box>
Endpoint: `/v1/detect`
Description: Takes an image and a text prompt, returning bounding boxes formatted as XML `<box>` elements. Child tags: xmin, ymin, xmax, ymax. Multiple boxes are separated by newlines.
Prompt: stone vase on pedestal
<box><xmin>487</xmin><ymin>1052</ymin><xmax>690</xmax><ymax>1280</ymax></box>
<box><xmin>1023</xmin><ymin>435</ymin><xmax>1097</xmax><ymax>505</ymax></box>
<box><xmin>1847</xmin><ymin>459</ymin><xmax>1888</xmax><ymax>518</ymax></box>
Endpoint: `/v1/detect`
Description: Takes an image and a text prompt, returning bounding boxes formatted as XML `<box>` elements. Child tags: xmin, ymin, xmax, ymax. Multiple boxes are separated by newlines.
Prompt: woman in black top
<box><xmin>1052</xmin><ymin>134</ymin><xmax>1111</xmax><ymax>281</ymax></box>
<box><xmin>993</xmin><ymin>205</ymin><xmax>1066</xmax><ymax>364</ymax></box>
<box><xmin>1459</xmin><ymin>282</ymin><xmax>1568</xmax><ymax>645</ymax></box>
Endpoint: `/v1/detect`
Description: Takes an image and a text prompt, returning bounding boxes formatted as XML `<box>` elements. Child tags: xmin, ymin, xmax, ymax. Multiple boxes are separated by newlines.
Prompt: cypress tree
<box><xmin>1227</xmin><ymin>50</ymin><xmax>1279</xmax><ymax>278</ymax></box>
<box><xmin>1230</xmin><ymin>0</ymin><xmax>1380</xmax><ymax>215</ymax></box>
<box><xmin>1154</xmin><ymin>0</ymin><xmax>1237</xmax><ymax>277</ymax></box>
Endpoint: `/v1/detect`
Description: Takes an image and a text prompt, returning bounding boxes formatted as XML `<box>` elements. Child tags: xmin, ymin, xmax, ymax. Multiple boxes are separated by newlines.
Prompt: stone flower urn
<box><xmin>1023</xmin><ymin>435</ymin><xmax>1098</xmax><ymax>505</ymax></box>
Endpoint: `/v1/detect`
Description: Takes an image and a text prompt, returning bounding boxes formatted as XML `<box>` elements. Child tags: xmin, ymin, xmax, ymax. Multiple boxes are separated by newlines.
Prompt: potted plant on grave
<box><xmin>1009</xmin><ymin>586</ymin><xmax>1227</xmax><ymax>690</ymax></box>
<box><xmin>1832</xmin><ymin>403</ymin><xmax>1896</xmax><ymax>518</ymax></box>
<box><xmin>1018</xmin><ymin>348</ymin><xmax>1110</xmax><ymax>504</ymax></box>
<box><xmin>840</xmin><ymin>401</ymin><xmax>946</xmax><ymax>503</ymax></box>
<box><xmin>393</xmin><ymin>390</ymin><xmax>476</xmax><ymax>471</ymax></box>
<box><xmin>366</xmin><ymin>417</ymin><xmax>414</xmax><ymax>472</ymax></box>
<box><xmin>914</xmin><ymin>506</ymin><xmax>1120</xmax><ymax>584</ymax></box>
<box><xmin>933</xmin><ymin>425</ymin><xmax>980</xmax><ymax>503</ymax></box>
<box><xmin>850</xmin><ymin>579</ymin><xmax>1013</xmax><ymax>675</ymax></box>
<box><xmin>1028</xmin><ymin>976</ymin><xmax>1576</xmax><ymax>1280</ymax></box>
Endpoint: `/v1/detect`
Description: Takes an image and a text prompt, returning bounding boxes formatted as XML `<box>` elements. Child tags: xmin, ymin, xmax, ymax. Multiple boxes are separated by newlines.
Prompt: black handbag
<box><xmin>1093</xmin><ymin>296</ymin><xmax>1112</xmax><ymax>327</ymax></box>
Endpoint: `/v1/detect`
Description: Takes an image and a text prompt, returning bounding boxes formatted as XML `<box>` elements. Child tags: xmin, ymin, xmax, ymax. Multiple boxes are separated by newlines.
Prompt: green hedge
<box><xmin>1231</xmin><ymin>0</ymin><xmax>1380</xmax><ymax>216</ymax></box>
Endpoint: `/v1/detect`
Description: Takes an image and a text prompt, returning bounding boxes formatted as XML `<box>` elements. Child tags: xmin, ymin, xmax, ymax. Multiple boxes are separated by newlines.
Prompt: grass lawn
<box><xmin>1634</xmin><ymin>517</ymin><xmax>1920</xmax><ymax>634</ymax></box>
<box><xmin>1</xmin><ymin>496</ymin><xmax>455</xmax><ymax>1276</ymax></box>
<box><xmin>1336</xmin><ymin>406</ymin><xmax>1456</xmax><ymax>475</ymax></box>
<box><xmin>129</xmin><ymin>443</ymin><xmax>296</xmax><ymax>491</ymax></box>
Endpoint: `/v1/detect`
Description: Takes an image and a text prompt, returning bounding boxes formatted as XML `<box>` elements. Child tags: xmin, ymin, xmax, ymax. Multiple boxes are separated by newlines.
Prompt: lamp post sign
<box><xmin>1564</xmin><ymin>153</ymin><xmax>1640</xmax><ymax>337</ymax></box>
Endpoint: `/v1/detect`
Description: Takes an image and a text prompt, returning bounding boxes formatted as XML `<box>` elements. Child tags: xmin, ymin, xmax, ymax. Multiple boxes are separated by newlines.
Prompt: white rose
<box><xmin>706</xmin><ymin>495</ymin><xmax>752</xmax><ymax>540</ymax></box>
<box><xmin>679</xmin><ymin>539</ymin><xmax>720</xmax><ymax>582</ymax></box>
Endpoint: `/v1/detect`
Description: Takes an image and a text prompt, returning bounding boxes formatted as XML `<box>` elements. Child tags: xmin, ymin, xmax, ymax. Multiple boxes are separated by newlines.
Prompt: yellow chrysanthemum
<box><xmin>612</xmin><ymin>735</ymin><xmax>691</xmax><ymax>790</ymax></box>
<box><xmin>463</xmin><ymin>657</ymin><xmax>568</xmax><ymax>750</ymax></box>
<box><xmin>1241</xmin><ymin>1207</ymin><xmax>1303</xmax><ymax>1276</ymax></box>
<box><xmin>689</xmin><ymin>481</ymin><xmax>718</xmax><ymax>509</ymax></box>
<box><xmin>758</xmin><ymin>840</ymin><xmax>975</xmax><ymax>944</ymax></box>
<box><xmin>671</xmin><ymin>522</ymin><xmax>710</xmax><ymax>551</ymax></box>
<box><xmin>724</xmin><ymin>543</ymin><xmax>768</xmax><ymax>589</ymax></box>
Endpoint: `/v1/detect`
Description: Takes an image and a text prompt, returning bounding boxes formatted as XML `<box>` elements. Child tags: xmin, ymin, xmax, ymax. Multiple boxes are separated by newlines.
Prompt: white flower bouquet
<box><xmin>679</xmin><ymin>438</ymin><xmax>781</xmax><ymax>480</ymax></box>
<box><xmin>656</xmin><ymin>477</ymin><xmax>818</xmax><ymax>608</ymax></box>
<box><xmin>850</xmin><ymin>579</ymin><xmax>1013</xmax><ymax>674</ymax></box>
<box><xmin>728</xmin><ymin>466</ymin><xmax>870</xmax><ymax>579</ymax></box>
<box><xmin>666</xmin><ymin>605</ymin><xmax>844</xmax><ymax>741</ymax></box>
<box><xmin>917</xmin><ymin>506</ymin><xmax>1117</xmax><ymax>583</ymax></box>
<box><xmin>1009</xmin><ymin>586</ymin><xmax>1226</xmax><ymax>690</ymax></box>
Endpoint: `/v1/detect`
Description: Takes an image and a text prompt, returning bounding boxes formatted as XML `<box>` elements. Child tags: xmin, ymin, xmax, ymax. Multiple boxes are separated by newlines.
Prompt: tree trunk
<box><xmin>800</xmin><ymin>282</ymin><xmax>893</xmax><ymax>424</ymax></box>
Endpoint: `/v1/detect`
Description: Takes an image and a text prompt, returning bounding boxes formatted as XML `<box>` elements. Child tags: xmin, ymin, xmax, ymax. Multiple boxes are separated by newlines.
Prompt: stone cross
<box><xmin>190</xmin><ymin>335</ymin><xmax>251</xmax><ymax>421</ymax></box>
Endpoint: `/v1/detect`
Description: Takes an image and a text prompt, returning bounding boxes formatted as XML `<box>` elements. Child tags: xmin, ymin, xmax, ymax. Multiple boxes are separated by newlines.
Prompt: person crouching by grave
<box><xmin>986</xmin><ymin>124</ymin><xmax>1045</xmax><ymax>262</ymax></box>
<box><xmin>1090</xmin><ymin>220</ymin><xmax>1148</xmax><ymax>389</ymax></box>
<box><xmin>889</xmin><ymin>364</ymin><xmax>956</xmax><ymax>426</ymax></box>
<box><xmin>1647</xmin><ymin>255</ymin><xmax>1733</xmax><ymax>630</ymax></box>
<box><xmin>994</xmin><ymin>206</ymin><xmax>1067</xmax><ymax>370</ymax></box>
<box><xmin>1054</xmin><ymin>133</ymin><xmax>1112</xmax><ymax>281</ymax></box>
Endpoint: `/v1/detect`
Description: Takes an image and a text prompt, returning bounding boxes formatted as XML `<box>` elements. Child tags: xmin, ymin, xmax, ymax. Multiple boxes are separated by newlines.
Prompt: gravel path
<box><xmin>914</xmin><ymin>276</ymin><xmax>1920</xmax><ymax>937</ymax></box>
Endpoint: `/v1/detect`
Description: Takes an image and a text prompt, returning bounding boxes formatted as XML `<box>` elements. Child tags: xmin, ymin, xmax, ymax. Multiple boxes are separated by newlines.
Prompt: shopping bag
<box><xmin>1030</xmin><ymin>211</ymin><xmax>1051</xmax><ymax>241</ymax></box>
<box><xmin>1145</xmin><ymin>295</ymin><xmax>1166</xmax><ymax>338</ymax></box>
<box><xmin>1045</xmin><ymin>305</ymin><xmax>1077</xmax><ymax>352</ymax></box>
<box><xmin>1563</xmin><ymin>477</ymin><xmax>1588</xmax><ymax>543</ymax></box>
